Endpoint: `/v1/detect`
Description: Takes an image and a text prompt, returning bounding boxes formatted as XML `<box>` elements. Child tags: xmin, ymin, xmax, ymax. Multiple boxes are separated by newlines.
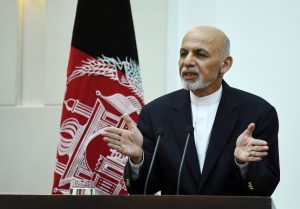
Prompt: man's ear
<box><xmin>220</xmin><ymin>56</ymin><xmax>233</xmax><ymax>74</ymax></box>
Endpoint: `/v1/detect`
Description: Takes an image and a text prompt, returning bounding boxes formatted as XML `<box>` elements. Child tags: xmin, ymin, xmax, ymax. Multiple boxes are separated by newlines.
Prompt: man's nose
<box><xmin>184</xmin><ymin>52</ymin><xmax>196</xmax><ymax>67</ymax></box>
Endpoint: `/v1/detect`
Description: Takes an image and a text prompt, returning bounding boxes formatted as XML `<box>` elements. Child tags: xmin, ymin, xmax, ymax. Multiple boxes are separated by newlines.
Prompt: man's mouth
<box><xmin>182</xmin><ymin>72</ymin><xmax>198</xmax><ymax>80</ymax></box>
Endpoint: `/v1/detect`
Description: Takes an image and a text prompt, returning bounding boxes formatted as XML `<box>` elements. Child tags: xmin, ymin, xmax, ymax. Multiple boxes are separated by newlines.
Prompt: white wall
<box><xmin>166</xmin><ymin>1</ymin><xmax>300</xmax><ymax>209</ymax></box>
<box><xmin>0</xmin><ymin>0</ymin><xmax>73</xmax><ymax>194</ymax></box>
<box><xmin>0</xmin><ymin>0</ymin><xmax>299</xmax><ymax>209</ymax></box>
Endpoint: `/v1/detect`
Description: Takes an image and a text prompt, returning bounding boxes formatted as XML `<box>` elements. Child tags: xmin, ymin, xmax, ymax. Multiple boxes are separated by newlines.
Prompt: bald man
<box><xmin>101</xmin><ymin>26</ymin><xmax>280</xmax><ymax>195</ymax></box>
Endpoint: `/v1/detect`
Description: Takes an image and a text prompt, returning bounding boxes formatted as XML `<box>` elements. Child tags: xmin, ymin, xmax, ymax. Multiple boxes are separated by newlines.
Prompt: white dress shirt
<box><xmin>190</xmin><ymin>86</ymin><xmax>222</xmax><ymax>172</ymax></box>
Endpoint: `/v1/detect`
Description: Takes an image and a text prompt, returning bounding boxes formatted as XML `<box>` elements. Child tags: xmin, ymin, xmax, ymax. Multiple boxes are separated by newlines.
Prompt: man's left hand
<box><xmin>234</xmin><ymin>123</ymin><xmax>269</xmax><ymax>163</ymax></box>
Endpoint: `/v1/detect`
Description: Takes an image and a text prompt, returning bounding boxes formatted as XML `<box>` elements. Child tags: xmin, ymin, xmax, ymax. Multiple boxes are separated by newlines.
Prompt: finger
<box><xmin>251</xmin><ymin>145</ymin><xmax>269</xmax><ymax>152</ymax></box>
<box><xmin>102</xmin><ymin>127</ymin><xmax>123</xmax><ymax>135</ymax></box>
<box><xmin>107</xmin><ymin>143</ymin><xmax>123</xmax><ymax>153</ymax></box>
<box><xmin>122</xmin><ymin>113</ymin><xmax>136</xmax><ymax>130</ymax></box>
<box><xmin>252</xmin><ymin>139</ymin><xmax>268</xmax><ymax>146</ymax></box>
<box><xmin>103</xmin><ymin>137</ymin><xmax>121</xmax><ymax>146</ymax></box>
<box><xmin>248</xmin><ymin>156</ymin><xmax>263</xmax><ymax>162</ymax></box>
<box><xmin>250</xmin><ymin>150</ymin><xmax>268</xmax><ymax>157</ymax></box>
<box><xmin>101</xmin><ymin>131</ymin><xmax>120</xmax><ymax>140</ymax></box>
<box><xmin>245</xmin><ymin>123</ymin><xmax>255</xmax><ymax>137</ymax></box>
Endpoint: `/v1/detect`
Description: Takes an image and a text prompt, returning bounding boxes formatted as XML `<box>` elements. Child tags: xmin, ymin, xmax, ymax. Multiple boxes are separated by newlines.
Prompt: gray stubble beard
<box><xmin>180</xmin><ymin>66</ymin><xmax>211</xmax><ymax>90</ymax></box>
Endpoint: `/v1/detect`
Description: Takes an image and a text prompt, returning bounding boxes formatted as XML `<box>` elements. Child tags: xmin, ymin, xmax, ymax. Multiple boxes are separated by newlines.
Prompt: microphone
<box><xmin>176</xmin><ymin>125</ymin><xmax>194</xmax><ymax>195</ymax></box>
<box><xmin>144</xmin><ymin>127</ymin><xmax>165</xmax><ymax>195</ymax></box>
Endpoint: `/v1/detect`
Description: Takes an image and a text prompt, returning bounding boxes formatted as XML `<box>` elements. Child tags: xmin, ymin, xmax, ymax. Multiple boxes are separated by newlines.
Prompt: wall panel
<box><xmin>0</xmin><ymin>0</ymin><xmax>19</xmax><ymax>105</ymax></box>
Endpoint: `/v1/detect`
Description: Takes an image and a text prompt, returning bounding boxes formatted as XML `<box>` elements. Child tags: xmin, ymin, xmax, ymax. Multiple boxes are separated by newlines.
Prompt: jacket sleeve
<box><xmin>243</xmin><ymin>105</ymin><xmax>280</xmax><ymax>196</ymax></box>
<box><xmin>123</xmin><ymin>106</ymin><xmax>162</xmax><ymax>194</ymax></box>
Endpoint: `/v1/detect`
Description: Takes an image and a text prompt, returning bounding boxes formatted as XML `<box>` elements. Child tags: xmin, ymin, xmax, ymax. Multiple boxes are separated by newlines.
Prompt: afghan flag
<box><xmin>52</xmin><ymin>0</ymin><xmax>143</xmax><ymax>195</ymax></box>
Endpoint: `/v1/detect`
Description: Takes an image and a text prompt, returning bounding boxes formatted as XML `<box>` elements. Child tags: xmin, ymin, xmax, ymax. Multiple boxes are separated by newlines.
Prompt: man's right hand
<box><xmin>101</xmin><ymin>113</ymin><xmax>143</xmax><ymax>164</ymax></box>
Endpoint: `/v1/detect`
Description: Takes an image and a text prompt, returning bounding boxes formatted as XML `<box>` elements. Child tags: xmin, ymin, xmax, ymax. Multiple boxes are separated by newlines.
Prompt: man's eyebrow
<box><xmin>179</xmin><ymin>48</ymin><xmax>209</xmax><ymax>53</ymax></box>
<box><xmin>195</xmin><ymin>48</ymin><xmax>209</xmax><ymax>54</ymax></box>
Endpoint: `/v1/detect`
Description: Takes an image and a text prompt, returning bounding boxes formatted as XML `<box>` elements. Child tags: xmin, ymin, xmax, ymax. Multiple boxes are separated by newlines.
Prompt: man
<box><xmin>101</xmin><ymin>26</ymin><xmax>280</xmax><ymax>195</ymax></box>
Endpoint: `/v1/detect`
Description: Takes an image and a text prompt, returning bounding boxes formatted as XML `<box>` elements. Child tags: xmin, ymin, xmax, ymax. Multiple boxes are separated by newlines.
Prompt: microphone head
<box><xmin>156</xmin><ymin>127</ymin><xmax>165</xmax><ymax>136</ymax></box>
<box><xmin>186</xmin><ymin>125</ymin><xmax>194</xmax><ymax>133</ymax></box>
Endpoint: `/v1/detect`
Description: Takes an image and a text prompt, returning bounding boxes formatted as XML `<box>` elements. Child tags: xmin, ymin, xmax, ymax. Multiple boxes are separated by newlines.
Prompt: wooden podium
<box><xmin>0</xmin><ymin>195</ymin><xmax>276</xmax><ymax>209</ymax></box>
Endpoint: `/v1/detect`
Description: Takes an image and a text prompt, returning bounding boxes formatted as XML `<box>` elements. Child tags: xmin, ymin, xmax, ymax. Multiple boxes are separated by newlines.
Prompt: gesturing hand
<box><xmin>101</xmin><ymin>113</ymin><xmax>143</xmax><ymax>164</ymax></box>
<box><xmin>234</xmin><ymin>123</ymin><xmax>269</xmax><ymax>163</ymax></box>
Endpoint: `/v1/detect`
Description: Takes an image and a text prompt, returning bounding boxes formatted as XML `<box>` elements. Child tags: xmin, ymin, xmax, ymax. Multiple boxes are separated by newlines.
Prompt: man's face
<box><xmin>178</xmin><ymin>30</ymin><xmax>224</xmax><ymax>92</ymax></box>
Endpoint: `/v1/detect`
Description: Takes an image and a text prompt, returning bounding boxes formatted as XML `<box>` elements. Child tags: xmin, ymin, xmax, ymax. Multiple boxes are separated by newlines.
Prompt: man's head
<box><xmin>179</xmin><ymin>26</ymin><xmax>233</xmax><ymax>96</ymax></box>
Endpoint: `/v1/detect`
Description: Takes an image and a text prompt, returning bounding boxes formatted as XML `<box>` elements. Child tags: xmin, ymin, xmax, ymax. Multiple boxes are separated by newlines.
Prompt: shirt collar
<box><xmin>190</xmin><ymin>85</ymin><xmax>223</xmax><ymax>106</ymax></box>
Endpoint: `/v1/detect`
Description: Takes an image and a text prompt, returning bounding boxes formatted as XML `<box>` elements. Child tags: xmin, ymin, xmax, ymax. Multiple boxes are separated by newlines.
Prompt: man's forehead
<box><xmin>181</xmin><ymin>27</ymin><xmax>224</xmax><ymax>51</ymax></box>
<box><xmin>183</xmin><ymin>29</ymin><xmax>218</xmax><ymax>45</ymax></box>
<box><xmin>181</xmin><ymin>34</ymin><xmax>213</xmax><ymax>52</ymax></box>
<box><xmin>180</xmin><ymin>42</ymin><xmax>209</xmax><ymax>53</ymax></box>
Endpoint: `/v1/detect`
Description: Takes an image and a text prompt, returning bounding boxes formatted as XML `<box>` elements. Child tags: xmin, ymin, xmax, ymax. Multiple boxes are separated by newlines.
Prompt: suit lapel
<box><xmin>170</xmin><ymin>90</ymin><xmax>201</xmax><ymax>185</ymax></box>
<box><xmin>198</xmin><ymin>81</ymin><xmax>239</xmax><ymax>192</ymax></box>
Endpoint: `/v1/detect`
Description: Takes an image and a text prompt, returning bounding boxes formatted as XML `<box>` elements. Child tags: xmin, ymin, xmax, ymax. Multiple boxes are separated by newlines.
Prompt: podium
<box><xmin>0</xmin><ymin>195</ymin><xmax>276</xmax><ymax>209</ymax></box>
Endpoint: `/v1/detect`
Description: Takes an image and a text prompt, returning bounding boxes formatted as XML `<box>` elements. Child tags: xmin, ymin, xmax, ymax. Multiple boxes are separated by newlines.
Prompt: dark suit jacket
<box><xmin>124</xmin><ymin>81</ymin><xmax>279</xmax><ymax>196</ymax></box>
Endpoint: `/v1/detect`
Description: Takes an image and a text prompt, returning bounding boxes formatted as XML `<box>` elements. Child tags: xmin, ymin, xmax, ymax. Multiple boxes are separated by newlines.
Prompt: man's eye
<box><xmin>195</xmin><ymin>49</ymin><xmax>208</xmax><ymax>58</ymax></box>
<box><xmin>197</xmin><ymin>53</ymin><xmax>207</xmax><ymax>58</ymax></box>
<box><xmin>180</xmin><ymin>52</ymin><xmax>187</xmax><ymax>57</ymax></box>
